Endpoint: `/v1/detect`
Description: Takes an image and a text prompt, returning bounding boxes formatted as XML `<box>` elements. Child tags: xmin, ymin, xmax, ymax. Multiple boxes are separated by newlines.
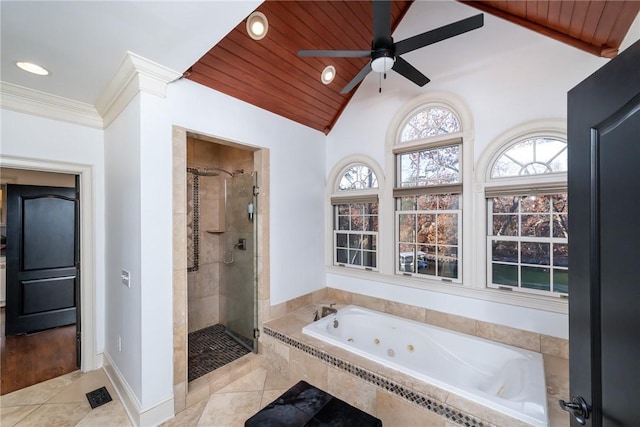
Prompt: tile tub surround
<box><xmin>307</xmin><ymin>288</ymin><xmax>569</xmax><ymax>360</ymax></box>
<box><xmin>261</xmin><ymin>305</ymin><xmax>569</xmax><ymax>427</ymax></box>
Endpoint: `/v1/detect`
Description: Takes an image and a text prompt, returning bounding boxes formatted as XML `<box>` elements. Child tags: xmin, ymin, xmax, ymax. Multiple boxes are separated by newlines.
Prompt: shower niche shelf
<box><xmin>205</xmin><ymin>230</ymin><xmax>225</xmax><ymax>234</ymax></box>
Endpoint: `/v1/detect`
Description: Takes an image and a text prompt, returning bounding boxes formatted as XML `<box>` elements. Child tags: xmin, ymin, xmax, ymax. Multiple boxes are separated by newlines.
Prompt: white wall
<box><xmin>104</xmin><ymin>96</ymin><xmax>143</xmax><ymax>401</ymax></box>
<box><xmin>324</xmin><ymin>1</ymin><xmax>614</xmax><ymax>339</ymax></box>
<box><xmin>98</xmin><ymin>76</ymin><xmax>327</xmax><ymax>413</ymax></box>
<box><xmin>161</xmin><ymin>78</ymin><xmax>327</xmax><ymax>305</ymax></box>
<box><xmin>0</xmin><ymin>108</ymin><xmax>106</xmax><ymax>353</ymax></box>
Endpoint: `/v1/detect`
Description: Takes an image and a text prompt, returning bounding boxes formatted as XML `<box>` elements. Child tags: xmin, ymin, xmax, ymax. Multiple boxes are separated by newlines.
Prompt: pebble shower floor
<box><xmin>188</xmin><ymin>324</ymin><xmax>251</xmax><ymax>382</ymax></box>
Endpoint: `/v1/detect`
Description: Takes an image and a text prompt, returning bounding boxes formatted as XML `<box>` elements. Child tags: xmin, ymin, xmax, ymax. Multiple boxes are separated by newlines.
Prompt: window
<box><xmin>491</xmin><ymin>137</ymin><xmax>567</xmax><ymax>178</ymax></box>
<box><xmin>332</xmin><ymin>164</ymin><xmax>379</xmax><ymax>270</ymax></box>
<box><xmin>394</xmin><ymin>105</ymin><xmax>462</xmax><ymax>282</ymax></box>
<box><xmin>400</xmin><ymin>106</ymin><xmax>460</xmax><ymax>142</ymax></box>
<box><xmin>486</xmin><ymin>136</ymin><xmax>568</xmax><ymax>296</ymax></box>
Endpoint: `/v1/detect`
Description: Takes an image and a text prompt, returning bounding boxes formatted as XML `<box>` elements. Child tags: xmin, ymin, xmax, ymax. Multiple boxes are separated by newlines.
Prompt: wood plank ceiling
<box><xmin>186</xmin><ymin>1</ymin><xmax>640</xmax><ymax>134</ymax></box>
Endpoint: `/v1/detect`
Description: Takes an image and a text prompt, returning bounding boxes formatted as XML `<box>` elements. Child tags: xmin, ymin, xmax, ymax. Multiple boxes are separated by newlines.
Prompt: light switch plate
<box><xmin>121</xmin><ymin>269</ymin><xmax>130</xmax><ymax>287</ymax></box>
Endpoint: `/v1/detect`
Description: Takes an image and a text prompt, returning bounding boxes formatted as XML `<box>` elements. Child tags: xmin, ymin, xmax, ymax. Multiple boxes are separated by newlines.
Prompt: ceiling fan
<box><xmin>298</xmin><ymin>1</ymin><xmax>484</xmax><ymax>94</ymax></box>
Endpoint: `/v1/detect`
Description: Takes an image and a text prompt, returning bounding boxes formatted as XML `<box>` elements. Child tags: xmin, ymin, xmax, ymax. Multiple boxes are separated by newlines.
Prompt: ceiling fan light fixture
<box><xmin>371</xmin><ymin>56</ymin><xmax>394</xmax><ymax>73</ymax></box>
<box><xmin>16</xmin><ymin>61</ymin><xmax>49</xmax><ymax>76</ymax></box>
<box><xmin>246</xmin><ymin>11</ymin><xmax>268</xmax><ymax>40</ymax></box>
<box><xmin>321</xmin><ymin>65</ymin><xmax>336</xmax><ymax>84</ymax></box>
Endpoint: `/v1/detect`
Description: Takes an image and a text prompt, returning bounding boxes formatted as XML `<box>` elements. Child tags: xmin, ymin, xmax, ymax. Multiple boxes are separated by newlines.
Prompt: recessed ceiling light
<box><xmin>16</xmin><ymin>61</ymin><xmax>49</xmax><ymax>76</ymax></box>
<box><xmin>246</xmin><ymin>11</ymin><xmax>268</xmax><ymax>40</ymax></box>
<box><xmin>321</xmin><ymin>65</ymin><xmax>336</xmax><ymax>85</ymax></box>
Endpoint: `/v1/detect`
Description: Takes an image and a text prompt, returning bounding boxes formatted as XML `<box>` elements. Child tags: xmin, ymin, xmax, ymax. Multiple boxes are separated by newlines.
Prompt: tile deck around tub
<box><xmin>262</xmin><ymin>305</ymin><xmax>551</xmax><ymax>427</ymax></box>
<box><xmin>262</xmin><ymin>327</ymin><xmax>490</xmax><ymax>427</ymax></box>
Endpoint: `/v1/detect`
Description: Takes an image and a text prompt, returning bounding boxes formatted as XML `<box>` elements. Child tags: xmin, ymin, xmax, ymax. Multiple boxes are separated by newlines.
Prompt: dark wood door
<box><xmin>567</xmin><ymin>39</ymin><xmax>640</xmax><ymax>426</ymax></box>
<box><xmin>5</xmin><ymin>184</ymin><xmax>79</xmax><ymax>336</ymax></box>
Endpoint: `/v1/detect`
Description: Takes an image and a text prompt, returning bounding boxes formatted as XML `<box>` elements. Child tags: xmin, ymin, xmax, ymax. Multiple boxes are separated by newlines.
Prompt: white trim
<box><xmin>1</xmin><ymin>52</ymin><xmax>181</xmax><ymax>131</ymax></box>
<box><xmin>103</xmin><ymin>352</ymin><xmax>174</xmax><ymax>427</ymax></box>
<box><xmin>385</xmin><ymin>91</ymin><xmax>474</xmax><ymax>286</ymax></box>
<box><xmin>103</xmin><ymin>352</ymin><xmax>139</xmax><ymax>426</ymax></box>
<box><xmin>326</xmin><ymin>266</ymin><xmax>567</xmax><ymax>314</ymax></box>
<box><xmin>325</xmin><ymin>155</ymin><xmax>385</xmax><ymax>271</ymax></box>
<box><xmin>0</xmin><ymin>82</ymin><xmax>103</xmax><ymax>129</ymax></box>
<box><xmin>0</xmin><ymin>155</ymin><xmax>98</xmax><ymax>372</ymax></box>
<box><xmin>472</xmin><ymin>119</ymin><xmax>569</xmax><ymax>298</ymax></box>
<box><xmin>474</xmin><ymin>118</ymin><xmax>567</xmax><ymax>183</ymax></box>
<box><xmin>96</xmin><ymin>51</ymin><xmax>182</xmax><ymax>128</ymax></box>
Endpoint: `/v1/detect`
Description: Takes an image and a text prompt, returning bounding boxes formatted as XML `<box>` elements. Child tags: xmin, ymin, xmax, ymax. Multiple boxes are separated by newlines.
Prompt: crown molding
<box><xmin>2</xmin><ymin>53</ymin><xmax>182</xmax><ymax>129</ymax></box>
<box><xmin>0</xmin><ymin>82</ymin><xmax>103</xmax><ymax>129</ymax></box>
<box><xmin>96</xmin><ymin>51</ymin><xmax>182</xmax><ymax>128</ymax></box>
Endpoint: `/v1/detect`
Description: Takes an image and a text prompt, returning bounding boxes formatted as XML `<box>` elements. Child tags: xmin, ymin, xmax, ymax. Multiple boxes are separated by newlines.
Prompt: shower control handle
<box><xmin>235</xmin><ymin>238</ymin><xmax>246</xmax><ymax>250</ymax></box>
<box><xmin>559</xmin><ymin>396</ymin><xmax>590</xmax><ymax>425</ymax></box>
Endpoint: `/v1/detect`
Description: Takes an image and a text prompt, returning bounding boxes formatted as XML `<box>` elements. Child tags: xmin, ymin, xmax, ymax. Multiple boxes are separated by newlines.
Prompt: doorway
<box><xmin>185</xmin><ymin>135</ymin><xmax>258</xmax><ymax>382</ymax></box>
<box><xmin>172</xmin><ymin>127</ymin><xmax>270</xmax><ymax>412</ymax></box>
<box><xmin>0</xmin><ymin>159</ymin><xmax>97</xmax><ymax>391</ymax></box>
<box><xmin>0</xmin><ymin>168</ymin><xmax>79</xmax><ymax>394</ymax></box>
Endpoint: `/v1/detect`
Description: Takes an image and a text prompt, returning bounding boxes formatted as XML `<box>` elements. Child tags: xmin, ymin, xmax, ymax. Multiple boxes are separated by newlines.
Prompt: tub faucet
<box><xmin>321</xmin><ymin>303</ymin><xmax>337</xmax><ymax>318</ymax></box>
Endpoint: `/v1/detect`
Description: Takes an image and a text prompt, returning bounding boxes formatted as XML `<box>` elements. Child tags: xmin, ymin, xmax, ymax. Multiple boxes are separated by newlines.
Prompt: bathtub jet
<box><xmin>302</xmin><ymin>305</ymin><xmax>549</xmax><ymax>427</ymax></box>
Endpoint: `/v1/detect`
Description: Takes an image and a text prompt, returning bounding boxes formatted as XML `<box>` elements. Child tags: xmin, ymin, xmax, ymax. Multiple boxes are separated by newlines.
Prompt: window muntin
<box><xmin>338</xmin><ymin>164</ymin><xmax>378</xmax><ymax>191</ymax></box>
<box><xmin>397</xmin><ymin>194</ymin><xmax>460</xmax><ymax>280</ymax></box>
<box><xmin>334</xmin><ymin>201</ymin><xmax>378</xmax><ymax>270</ymax></box>
<box><xmin>488</xmin><ymin>193</ymin><xmax>568</xmax><ymax>295</ymax></box>
<box><xmin>398</xmin><ymin>145</ymin><xmax>460</xmax><ymax>187</ymax></box>
<box><xmin>400</xmin><ymin>107</ymin><xmax>461</xmax><ymax>143</ymax></box>
<box><xmin>491</xmin><ymin>137</ymin><xmax>567</xmax><ymax>178</ymax></box>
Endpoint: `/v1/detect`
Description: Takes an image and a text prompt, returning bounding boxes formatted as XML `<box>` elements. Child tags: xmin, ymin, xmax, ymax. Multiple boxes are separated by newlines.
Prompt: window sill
<box><xmin>325</xmin><ymin>265</ymin><xmax>568</xmax><ymax>314</ymax></box>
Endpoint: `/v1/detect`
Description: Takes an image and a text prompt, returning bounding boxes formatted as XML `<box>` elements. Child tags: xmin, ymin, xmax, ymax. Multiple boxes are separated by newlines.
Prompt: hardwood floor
<box><xmin>0</xmin><ymin>308</ymin><xmax>78</xmax><ymax>395</ymax></box>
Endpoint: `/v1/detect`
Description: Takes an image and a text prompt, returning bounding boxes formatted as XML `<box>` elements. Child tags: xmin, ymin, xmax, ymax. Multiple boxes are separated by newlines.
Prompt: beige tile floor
<box><xmin>162</xmin><ymin>367</ymin><xmax>298</xmax><ymax>427</ymax></box>
<box><xmin>1</xmin><ymin>361</ymin><xmax>567</xmax><ymax>426</ymax></box>
<box><xmin>0</xmin><ymin>369</ymin><xmax>131</xmax><ymax>427</ymax></box>
<box><xmin>0</xmin><ymin>366</ymin><xmax>296</xmax><ymax>427</ymax></box>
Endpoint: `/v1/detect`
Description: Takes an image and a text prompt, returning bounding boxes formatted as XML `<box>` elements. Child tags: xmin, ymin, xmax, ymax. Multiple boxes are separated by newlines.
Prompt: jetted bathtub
<box><xmin>302</xmin><ymin>305</ymin><xmax>548</xmax><ymax>426</ymax></box>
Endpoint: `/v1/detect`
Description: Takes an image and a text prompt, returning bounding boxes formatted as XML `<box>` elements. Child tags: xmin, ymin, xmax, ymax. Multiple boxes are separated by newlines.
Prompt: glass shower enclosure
<box><xmin>222</xmin><ymin>172</ymin><xmax>258</xmax><ymax>352</ymax></box>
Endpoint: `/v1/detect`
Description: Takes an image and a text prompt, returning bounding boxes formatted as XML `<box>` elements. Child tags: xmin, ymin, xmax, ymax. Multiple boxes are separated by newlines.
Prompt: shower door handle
<box><xmin>559</xmin><ymin>396</ymin><xmax>590</xmax><ymax>425</ymax></box>
<box><xmin>223</xmin><ymin>249</ymin><xmax>234</xmax><ymax>264</ymax></box>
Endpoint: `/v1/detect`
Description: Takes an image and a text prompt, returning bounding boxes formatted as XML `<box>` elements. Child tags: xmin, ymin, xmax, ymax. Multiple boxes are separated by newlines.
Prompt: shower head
<box><xmin>188</xmin><ymin>166</ymin><xmax>243</xmax><ymax>177</ymax></box>
<box><xmin>190</xmin><ymin>169</ymin><xmax>219</xmax><ymax>177</ymax></box>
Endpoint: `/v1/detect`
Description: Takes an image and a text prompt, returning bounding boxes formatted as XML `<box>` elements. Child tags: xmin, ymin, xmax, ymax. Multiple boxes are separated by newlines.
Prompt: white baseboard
<box><xmin>102</xmin><ymin>352</ymin><xmax>175</xmax><ymax>427</ymax></box>
<box><xmin>94</xmin><ymin>352</ymin><xmax>104</xmax><ymax>369</ymax></box>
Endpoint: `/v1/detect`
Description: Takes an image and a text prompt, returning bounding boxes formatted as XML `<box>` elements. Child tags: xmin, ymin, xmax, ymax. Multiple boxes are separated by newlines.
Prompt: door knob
<box><xmin>559</xmin><ymin>396</ymin><xmax>590</xmax><ymax>425</ymax></box>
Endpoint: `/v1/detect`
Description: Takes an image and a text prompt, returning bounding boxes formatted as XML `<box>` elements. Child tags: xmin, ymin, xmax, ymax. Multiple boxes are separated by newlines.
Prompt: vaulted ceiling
<box><xmin>186</xmin><ymin>0</ymin><xmax>640</xmax><ymax>134</ymax></box>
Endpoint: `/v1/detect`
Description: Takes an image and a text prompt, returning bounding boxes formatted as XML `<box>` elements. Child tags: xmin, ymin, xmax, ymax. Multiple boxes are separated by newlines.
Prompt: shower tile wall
<box><xmin>186</xmin><ymin>137</ymin><xmax>255</xmax><ymax>333</ymax></box>
<box><xmin>187</xmin><ymin>137</ymin><xmax>222</xmax><ymax>333</ymax></box>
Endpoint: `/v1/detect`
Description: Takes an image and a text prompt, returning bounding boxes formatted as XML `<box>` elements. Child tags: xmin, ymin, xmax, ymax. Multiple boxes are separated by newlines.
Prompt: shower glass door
<box><xmin>222</xmin><ymin>172</ymin><xmax>258</xmax><ymax>352</ymax></box>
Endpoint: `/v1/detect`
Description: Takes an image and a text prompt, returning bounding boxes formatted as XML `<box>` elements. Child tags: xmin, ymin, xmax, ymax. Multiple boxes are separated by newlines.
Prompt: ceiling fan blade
<box><xmin>395</xmin><ymin>14</ymin><xmax>484</xmax><ymax>55</ymax></box>
<box><xmin>372</xmin><ymin>0</ymin><xmax>392</xmax><ymax>47</ymax></box>
<box><xmin>340</xmin><ymin>63</ymin><xmax>372</xmax><ymax>94</ymax></box>
<box><xmin>392</xmin><ymin>56</ymin><xmax>430</xmax><ymax>87</ymax></box>
<box><xmin>298</xmin><ymin>49</ymin><xmax>371</xmax><ymax>58</ymax></box>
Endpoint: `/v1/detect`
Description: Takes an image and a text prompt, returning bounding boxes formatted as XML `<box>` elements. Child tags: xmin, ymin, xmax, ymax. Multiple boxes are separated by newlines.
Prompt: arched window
<box><xmin>394</xmin><ymin>104</ymin><xmax>463</xmax><ymax>282</ymax></box>
<box><xmin>338</xmin><ymin>164</ymin><xmax>378</xmax><ymax>191</ymax></box>
<box><xmin>485</xmin><ymin>133</ymin><xmax>568</xmax><ymax>296</ymax></box>
<box><xmin>491</xmin><ymin>137</ymin><xmax>567</xmax><ymax>178</ymax></box>
<box><xmin>331</xmin><ymin>162</ymin><xmax>380</xmax><ymax>270</ymax></box>
<box><xmin>400</xmin><ymin>107</ymin><xmax>461</xmax><ymax>143</ymax></box>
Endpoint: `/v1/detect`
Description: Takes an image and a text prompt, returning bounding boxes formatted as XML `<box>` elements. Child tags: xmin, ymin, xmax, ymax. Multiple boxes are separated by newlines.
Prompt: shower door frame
<box><xmin>222</xmin><ymin>171</ymin><xmax>259</xmax><ymax>353</ymax></box>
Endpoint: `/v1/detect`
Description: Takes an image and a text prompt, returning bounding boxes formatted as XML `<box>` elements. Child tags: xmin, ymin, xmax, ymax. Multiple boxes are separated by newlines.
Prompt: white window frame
<box><xmin>327</xmin><ymin>157</ymin><xmax>383</xmax><ymax>272</ymax></box>
<box><xmin>486</xmin><ymin>193</ymin><xmax>568</xmax><ymax>296</ymax></box>
<box><xmin>478</xmin><ymin>120</ymin><xmax>568</xmax><ymax>299</ymax></box>
<box><xmin>390</xmin><ymin>95</ymin><xmax>471</xmax><ymax>285</ymax></box>
<box><xmin>393</xmin><ymin>140</ymin><xmax>464</xmax><ymax>282</ymax></box>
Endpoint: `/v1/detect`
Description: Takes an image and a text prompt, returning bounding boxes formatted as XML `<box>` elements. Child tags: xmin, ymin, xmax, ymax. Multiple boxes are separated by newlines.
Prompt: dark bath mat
<box><xmin>86</xmin><ymin>386</ymin><xmax>112</xmax><ymax>409</ymax></box>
